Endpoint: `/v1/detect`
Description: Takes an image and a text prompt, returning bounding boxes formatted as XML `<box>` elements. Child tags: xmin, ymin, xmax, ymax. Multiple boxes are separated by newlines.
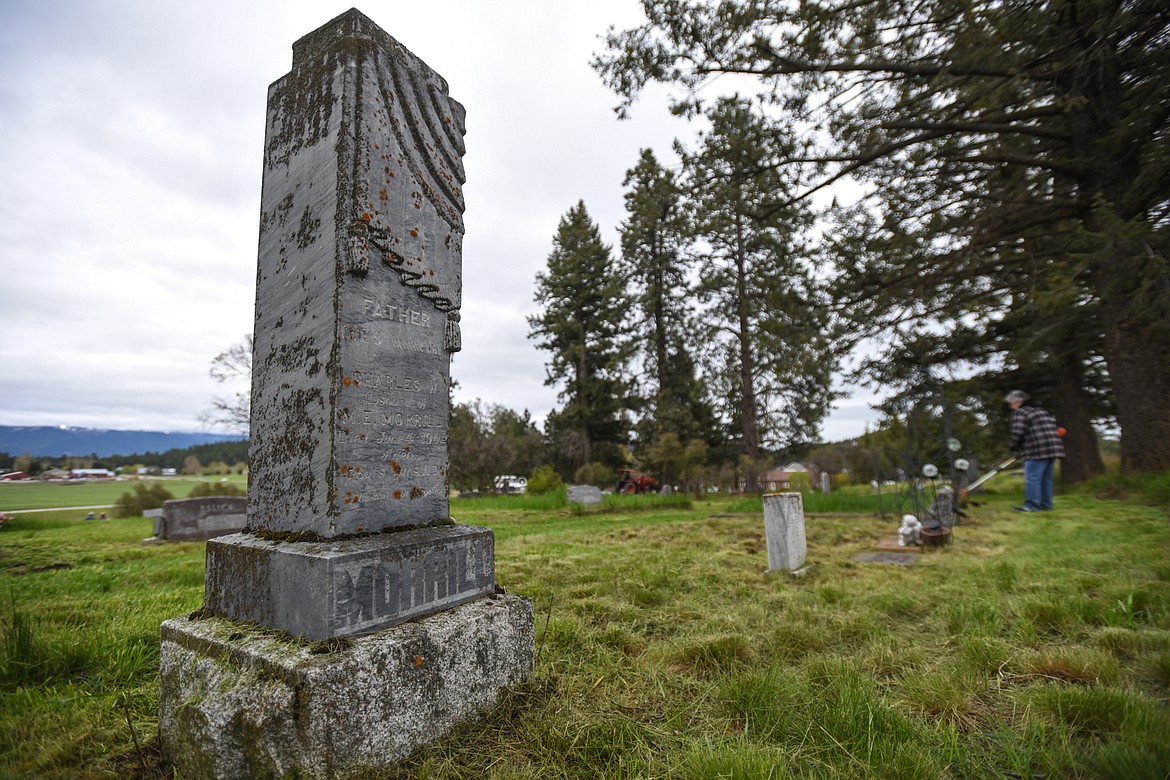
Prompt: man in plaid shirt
<box><xmin>1006</xmin><ymin>390</ymin><xmax>1065</xmax><ymax>512</ymax></box>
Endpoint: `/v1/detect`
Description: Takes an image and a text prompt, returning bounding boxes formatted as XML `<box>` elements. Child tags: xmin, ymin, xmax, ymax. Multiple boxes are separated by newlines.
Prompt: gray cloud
<box><xmin>0</xmin><ymin>0</ymin><xmax>874</xmax><ymax>441</ymax></box>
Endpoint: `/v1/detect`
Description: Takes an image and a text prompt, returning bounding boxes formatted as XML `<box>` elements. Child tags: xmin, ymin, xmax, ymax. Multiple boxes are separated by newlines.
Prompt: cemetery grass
<box><xmin>0</xmin><ymin>485</ymin><xmax>1165</xmax><ymax>778</ymax></box>
<box><xmin>0</xmin><ymin>476</ymin><xmax>247</xmax><ymax>513</ymax></box>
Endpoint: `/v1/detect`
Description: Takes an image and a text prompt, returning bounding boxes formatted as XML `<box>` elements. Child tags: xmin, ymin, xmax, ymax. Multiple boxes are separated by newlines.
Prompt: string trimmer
<box><xmin>958</xmin><ymin>457</ymin><xmax>1016</xmax><ymax>503</ymax></box>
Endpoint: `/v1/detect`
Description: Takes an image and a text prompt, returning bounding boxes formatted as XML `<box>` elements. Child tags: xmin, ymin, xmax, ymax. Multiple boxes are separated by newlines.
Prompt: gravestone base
<box><xmin>205</xmin><ymin>525</ymin><xmax>496</xmax><ymax>641</ymax></box>
<box><xmin>159</xmin><ymin>594</ymin><xmax>534</xmax><ymax>780</ymax></box>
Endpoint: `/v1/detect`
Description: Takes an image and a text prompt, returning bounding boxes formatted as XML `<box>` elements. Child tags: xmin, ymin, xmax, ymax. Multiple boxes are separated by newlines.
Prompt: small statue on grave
<box><xmin>898</xmin><ymin>514</ymin><xmax>922</xmax><ymax>547</ymax></box>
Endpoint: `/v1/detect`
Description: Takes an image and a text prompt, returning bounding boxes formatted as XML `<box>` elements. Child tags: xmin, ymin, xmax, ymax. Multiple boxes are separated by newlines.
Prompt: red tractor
<box><xmin>615</xmin><ymin>468</ymin><xmax>660</xmax><ymax>494</ymax></box>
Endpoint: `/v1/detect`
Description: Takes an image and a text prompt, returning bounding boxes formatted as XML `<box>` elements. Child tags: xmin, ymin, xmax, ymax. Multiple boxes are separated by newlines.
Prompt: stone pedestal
<box><xmin>160</xmin><ymin>596</ymin><xmax>534</xmax><ymax>779</ymax></box>
<box><xmin>205</xmin><ymin>525</ymin><xmax>496</xmax><ymax>640</ymax></box>
<box><xmin>763</xmin><ymin>492</ymin><xmax>807</xmax><ymax>571</ymax></box>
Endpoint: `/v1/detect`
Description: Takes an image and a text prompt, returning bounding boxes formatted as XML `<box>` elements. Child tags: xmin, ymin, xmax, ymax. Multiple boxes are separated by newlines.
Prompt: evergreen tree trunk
<box><xmin>1101</xmin><ymin>302</ymin><xmax>1170</xmax><ymax>473</ymax></box>
<box><xmin>1049</xmin><ymin>353</ymin><xmax>1104</xmax><ymax>484</ymax></box>
<box><xmin>575</xmin><ymin>320</ymin><xmax>593</xmax><ymax>466</ymax></box>
<box><xmin>653</xmin><ymin>255</ymin><xmax>668</xmax><ymax>399</ymax></box>
<box><xmin>734</xmin><ymin>215</ymin><xmax>761</xmax><ymax>484</ymax></box>
<box><xmin>1094</xmin><ymin>223</ymin><xmax>1170</xmax><ymax>473</ymax></box>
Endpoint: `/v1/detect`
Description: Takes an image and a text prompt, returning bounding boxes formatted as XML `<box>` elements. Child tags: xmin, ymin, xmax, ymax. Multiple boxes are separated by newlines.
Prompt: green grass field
<box><xmin>1</xmin><ymin>479</ymin><xmax>1168</xmax><ymax>778</ymax></box>
<box><xmin>0</xmin><ymin>476</ymin><xmax>247</xmax><ymax>513</ymax></box>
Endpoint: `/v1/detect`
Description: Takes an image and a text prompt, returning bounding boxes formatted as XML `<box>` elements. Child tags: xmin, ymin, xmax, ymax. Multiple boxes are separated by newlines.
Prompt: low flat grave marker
<box><xmin>143</xmin><ymin>496</ymin><xmax>246</xmax><ymax>544</ymax></box>
<box><xmin>853</xmin><ymin>551</ymin><xmax>920</xmax><ymax>566</ymax></box>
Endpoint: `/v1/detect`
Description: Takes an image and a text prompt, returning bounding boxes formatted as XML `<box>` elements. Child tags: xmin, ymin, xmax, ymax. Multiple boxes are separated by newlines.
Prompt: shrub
<box><xmin>787</xmin><ymin>472</ymin><xmax>813</xmax><ymax>491</ymax></box>
<box><xmin>187</xmin><ymin>481</ymin><xmax>245</xmax><ymax>498</ymax></box>
<box><xmin>574</xmin><ymin>462</ymin><xmax>614</xmax><ymax>488</ymax></box>
<box><xmin>113</xmin><ymin>483</ymin><xmax>175</xmax><ymax>518</ymax></box>
<box><xmin>526</xmin><ymin>465</ymin><xmax>564</xmax><ymax>495</ymax></box>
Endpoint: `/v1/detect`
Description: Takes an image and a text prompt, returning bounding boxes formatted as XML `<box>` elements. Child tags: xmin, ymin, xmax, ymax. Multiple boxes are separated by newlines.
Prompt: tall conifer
<box><xmin>682</xmin><ymin>97</ymin><xmax>837</xmax><ymax>482</ymax></box>
<box><xmin>529</xmin><ymin>201</ymin><xmax>633</xmax><ymax>471</ymax></box>
<box><xmin>618</xmin><ymin>149</ymin><xmax>719</xmax><ymax>466</ymax></box>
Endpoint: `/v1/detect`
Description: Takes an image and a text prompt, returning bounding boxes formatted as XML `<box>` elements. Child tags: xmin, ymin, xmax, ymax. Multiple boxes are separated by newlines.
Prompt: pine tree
<box><xmin>830</xmin><ymin>206</ymin><xmax>1109</xmax><ymax>482</ymax></box>
<box><xmin>682</xmin><ymin>98</ymin><xmax>837</xmax><ymax>484</ymax></box>
<box><xmin>618</xmin><ymin>149</ymin><xmax>719</xmax><ymax>467</ymax></box>
<box><xmin>596</xmin><ymin>0</ymin><xmax>1170</xmax><ymax>471</ymax></box>
<box><xmin>529</xmin><ymin>202</ymin><xmax>634</xmax><ymax>471</ymax></box>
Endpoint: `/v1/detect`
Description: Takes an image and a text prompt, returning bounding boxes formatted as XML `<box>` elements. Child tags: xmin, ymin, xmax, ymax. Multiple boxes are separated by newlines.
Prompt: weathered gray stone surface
<box><xmin>853</xmin><ymin>552</ymin><xmax>919</xmax><ymax>566</ymax></box>
<box><xmin>159</xmin><ymin>595</ymin><xmax>534</xmax><ymax>780</ymax></box>
<box><xmin>763</xmin><ymin>492</ymin><xmax>807</xmax><ymax>571</ymax></box>
<box><xmin>566</xmin><ymin>484</ymin><xmax>604</xmax><ymax>505</ymax></box>
<box><xmin>205</xmin><ymin>524</ymin><xmax>494</xmax><ymax>640</ymax></box>
<box><xmin>149</xmin><ymin>497</ymin><xmax>246</xmax><ymax>541</ymax></box>
<box><xmin>966</xmin><ymin>456</ymin><xmax>983</xmax><ymax>493</ymax></box>
<box><xmin>923</xmin><ymin>486</ymin><xmax>956</xmax><ymax>530</ymax></box>
<box><xmin>247</xmin><ymin>7</ymin><xmax>466</xmax><ymax>538</ymax></box>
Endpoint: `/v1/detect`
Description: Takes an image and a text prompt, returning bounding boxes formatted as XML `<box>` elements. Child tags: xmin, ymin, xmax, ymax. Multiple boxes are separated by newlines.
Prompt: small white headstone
<box><xmin>567</xmin><ymin>485</ymin><xmax>604</xmax><ymax>505</ymax></box>
<box><xmin>763</xmin><ymin>493</ymin><xmax>807</xmax><ymax>571</ymax></box>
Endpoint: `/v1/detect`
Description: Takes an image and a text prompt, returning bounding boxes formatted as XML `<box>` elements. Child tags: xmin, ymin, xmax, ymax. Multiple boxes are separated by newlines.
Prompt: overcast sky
<box><xmin>0</xmin><ymin>0</ymin><xmax>878</xmax><ymax>442</ymax></box>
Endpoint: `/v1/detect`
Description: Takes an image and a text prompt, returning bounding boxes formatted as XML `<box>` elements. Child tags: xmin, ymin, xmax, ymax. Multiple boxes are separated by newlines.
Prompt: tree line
<box><xmin>452</xmin><ymin>97</ymin><xmax>848</xmax><ymax>493</ymax></box>
<box><xmin>0</xmin><ymin>439</ymin><xmax>249</xmax><ymax>477</ymax></box>
<box><xmin>582</xmin><ymin>0</ymin><xmax>1168</xmax><ymax>477</ymax></box>
<box><xmin>200</xmin><ymin>0</ymin><xmax>1170</xmax><ymax>490</ymax></box>
<box><xmin>525</xmin><ymin>102</ymin><xmax>839</xmax><ymax>491</ymax></box>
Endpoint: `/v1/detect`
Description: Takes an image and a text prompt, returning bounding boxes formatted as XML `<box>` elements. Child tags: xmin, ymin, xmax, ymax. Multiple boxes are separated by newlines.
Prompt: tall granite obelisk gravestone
<box><xmin>158</xmin><ymin>10</ymin><xmax>534</xmax><ymax>777</ymax></box>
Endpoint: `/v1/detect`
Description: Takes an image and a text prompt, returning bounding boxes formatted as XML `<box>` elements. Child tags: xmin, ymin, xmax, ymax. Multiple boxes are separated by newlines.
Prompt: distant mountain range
<box><xmin>0</xmin><ymin>426</ymin><xmax>244</xmax><ymax>457</ymax></box>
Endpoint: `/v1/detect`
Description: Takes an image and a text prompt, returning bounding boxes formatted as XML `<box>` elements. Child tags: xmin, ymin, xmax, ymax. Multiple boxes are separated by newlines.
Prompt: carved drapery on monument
<box><xmin>248</xmin><ymin>9</ymin><xmax>466</xmax><ymax>538</ymax></box>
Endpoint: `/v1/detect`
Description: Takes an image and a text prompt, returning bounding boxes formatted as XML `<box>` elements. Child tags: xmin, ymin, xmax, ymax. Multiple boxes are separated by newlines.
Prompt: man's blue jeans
<box><xmin>1023</xmin><ymin>458</ymin><xmax>1056</xmax><ymax>510</ymax></box>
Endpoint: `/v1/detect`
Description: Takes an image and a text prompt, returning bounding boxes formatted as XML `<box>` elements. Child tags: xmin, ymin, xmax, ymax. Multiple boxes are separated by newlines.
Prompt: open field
<box><xmin>0</xmin><ymin>476</ymin><xmax>248</xmax><ymax>513</ymax></box>
<box><xmin>1</xmin><ymin>480</ymin><xmax>1168</xmax><ymax>778</ymax></box>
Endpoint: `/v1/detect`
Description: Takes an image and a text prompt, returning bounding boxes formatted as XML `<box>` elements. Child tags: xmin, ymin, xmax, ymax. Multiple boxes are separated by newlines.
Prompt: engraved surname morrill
<box><xmin>332</xmin><ymin>541</ymin><xmax>493</xmax><ymax>631</ymax></box>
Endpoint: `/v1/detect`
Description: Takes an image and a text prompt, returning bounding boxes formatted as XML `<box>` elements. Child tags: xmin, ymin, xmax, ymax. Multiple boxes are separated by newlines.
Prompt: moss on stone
<box><xmin>247</xmin><ymin>516</ymin><xmax>456</xmax><ymax>544</ymax></box>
